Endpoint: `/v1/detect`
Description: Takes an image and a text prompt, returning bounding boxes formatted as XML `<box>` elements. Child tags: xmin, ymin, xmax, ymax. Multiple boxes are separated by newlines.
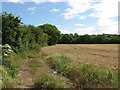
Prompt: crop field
<box><xmin>42</xmin><ymin>44</ymin><xmax>119</xmax><ymax>70</ymax></box>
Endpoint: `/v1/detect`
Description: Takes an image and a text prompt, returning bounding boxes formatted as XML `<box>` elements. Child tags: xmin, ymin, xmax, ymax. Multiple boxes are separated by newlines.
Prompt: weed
<box><xmin>34</xmin><ymin>72</ymin><xmax>69</xmax><ymax>88</ymax></box>
<box><xmin>31</xmin><ymin>58</ymin><xmax>70</xmax><ymax>88</ymax></box>
<box><xmin>1</xmin><ymin>66</ymin><xmax>16</xmax><ymax>88</ymax></box>
<box><xmin>45</xmin><ymin>55</ymin><xmax>118</xmax><ymax>88</ymax></box>
<box><xmin>2</xmin><ymin>59</ymin><xmax>18</xmax><ymax>77</ymax></box>
<box><xmin>44</xmin><ymin>55</ymin><xmax>53</xmax><ymax>60</ymax></box>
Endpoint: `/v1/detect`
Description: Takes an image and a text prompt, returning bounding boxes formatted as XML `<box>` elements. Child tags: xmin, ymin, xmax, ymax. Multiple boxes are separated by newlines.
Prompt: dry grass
<box><xmin>41</xmin><ymin>44</ymin><xmax>118</xmax><ymax>70</ymax></box>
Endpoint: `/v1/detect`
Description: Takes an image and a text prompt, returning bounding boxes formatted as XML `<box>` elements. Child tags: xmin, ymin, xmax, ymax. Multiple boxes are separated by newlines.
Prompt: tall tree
<box><xmin>39</xmin><ymin>24</ymin><xmax>61</xmax><ymax>45</ymax></box>
<box><xmin>2</xmin><ymin>12</ymin><xmax>22</xmax><ymax>47</ymax></box>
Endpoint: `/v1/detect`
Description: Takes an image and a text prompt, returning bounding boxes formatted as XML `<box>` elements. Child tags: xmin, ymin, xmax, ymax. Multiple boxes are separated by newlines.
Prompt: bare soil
<box><xmin>15</xmin><ymin>59</ymin><xmax>34</xmax><ymax>88</ymax></box>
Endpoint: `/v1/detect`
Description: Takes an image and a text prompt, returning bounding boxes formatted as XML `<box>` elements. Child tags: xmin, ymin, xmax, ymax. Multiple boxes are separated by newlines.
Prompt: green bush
<box><xmin>2</xmin><ymin>59</ymin><xmax>17</xmax><ymax>77</ymax></box>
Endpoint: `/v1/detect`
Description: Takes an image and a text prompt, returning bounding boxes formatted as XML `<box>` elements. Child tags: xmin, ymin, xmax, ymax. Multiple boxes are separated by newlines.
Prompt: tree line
<box><xmin>58</xmin><ymin>33</ymin><xmax>120</xmax><ymax>44</ymax></box>
<box><xmin>1</xmin><ymin>12</ymin><xmax>120</xmax><ymax>52</ymax></box>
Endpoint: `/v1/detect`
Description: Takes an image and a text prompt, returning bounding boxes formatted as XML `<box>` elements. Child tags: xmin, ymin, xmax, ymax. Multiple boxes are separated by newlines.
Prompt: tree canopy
<box><xmin>39</xmin><ymin>24</ymin><xmax>61</xmax><ymax>45</ymax></box>
<box><xmin>2</xmin><ymin>12</ymin><xmax>22</xmax><ymax>47</ymax></box>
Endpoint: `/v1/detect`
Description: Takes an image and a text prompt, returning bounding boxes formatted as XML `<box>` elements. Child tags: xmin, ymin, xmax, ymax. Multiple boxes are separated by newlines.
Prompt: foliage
<box><xmin>2</xmin><ymin>58</ymin><xmax>17</xmax><ymax>78</ymax></box>
<box><xmin>0</xmin><ymin>66</ymin><xmax>16</xmax><ymax>88</ymax></box>
<box><xmin>39</xmin><ymin>24</ymin><xmax>61</xmax><ymax>45</ymax></box>
<box><xmin>1</xmin><ymin>12</ymin><xmax>49</xmax><ymax>53</ymax></box>
<box><xmin>27</xmin><ymin>56</ymin><xmax>70</xmax><ymax>88</ymax></box>
<box><xmin>34</xmin><ymin>73</ymin><xmax>69</xmax><ymax>88</ymax></box>
<box><xmin>2</xmin><ymin>12</ymin><xmax>22</xmax><ymax>47</ymax></box>
<box><xmin>45</xmin><ymin>55</ymin><xmax>118</xmax><ymax>88</ymax></box>
<box><xmin>59</xmin><ymin>34</ymin><xmax>73</xmax><ymax>44</ymax></box>
<box><xmin>58</xmin><ymin>33</ymin><xmax>120</xmax><ymax>44</ymax></box>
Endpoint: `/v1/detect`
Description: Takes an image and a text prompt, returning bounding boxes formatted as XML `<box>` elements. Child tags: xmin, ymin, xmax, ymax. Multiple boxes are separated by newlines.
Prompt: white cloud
<box><xmin>7</xmin><ymin>0</ymin><xmax>24</xmax><ymax>3</ymax></box>
<box><xmin>61</xmin><ymin>0</ymin><xmax>119</xmax><ymax>34</ymax></box>
<box><xmin>89</xmin><ymin>0</ymin><xmax>118</xmax><ymax>27</ymax></box>
<box><xmin>60</xmin><ymin>24</ymin><xmax>118</xmax><ymax>35</ymax></box>
<box><xmin>28</xmin><ymin>7</ymin><xmax>37</xmax><ymax>11</ymax></box>
<box><xmin>98</xmin><ymin>18</ymin><xmax>117</xmax><ymax>27</ymax></box>
<box><xmin>79</xmin><ymin>16</ymin><xmax>87</xmax><ymax>20</ymax></box>
<box><xmin>51</xmin><ymin>8</ymin><xmax>60</xmax><ymax>12</ymax></box>
<box><xmin>73</xmin><ymin>25</ymin><xmax>118</xmax><ymax>35</ymax></box>
<box><xmin>3</xmin><ymin>0</ymin><xmax>67</xmax><ymax>3</ymax></box>
<box><xmin>31</xmin><ymin>0</ymin><xmax>46</xmax><ymax>4</ymax></box>
<box><xmin>61</xmin><ymin>0</ymin><xmax>92</xmax><ymax>19</ymax></box>
<box><xmin>102</xmin><ymin>25</ymin><xmax>118</xmax><ymax>34</ymax></box>
<box><xmin>74</xmin><ymin>24</ymin><xmax>85</xmax><ymax>27</ymax></box>
<box><xmin>55</xmin><ymin>25</ymin><xmax>62</xmax><ymax>27</ymax></box>
<box><xmin>61</xmin><ymin>11</ymin><xmax>78</xmax><ymax>19</ymax></box>
<box><xmin>74</xmin><ymin>27</ymin><xmax>96</xmax><ymax>35</ymax></box>
<box><xmin>49</xmin><ymin>0</ymin><xmax>67</xmax><ymax>2</ymax></box>
<box><xmin>27</xmin><ymin>7</ymin><xmax>37</xmax><ymax>14</ymax></box>
<box><xmin>60</xmin><ymin>29</ymin><xmax>72</xmax><ymax>34</ymax></box>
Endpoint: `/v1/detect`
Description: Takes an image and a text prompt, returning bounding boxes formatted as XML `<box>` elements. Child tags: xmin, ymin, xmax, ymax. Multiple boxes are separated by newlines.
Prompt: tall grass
<box><xmin>0</xmin><ymin>66</ymin><xmax>16</xmax><ymax>88</ymax></box>
<box><xmin>34</xmin><ymin>72</ymin><xmax>70</xmax><ymax>88</ymax></box>
<box><xmin>28</xmin><ymin>58</ymin><xmax>70</xmax><ymax>88</ymax></box>
<box><xmin>44</xmin><ymin>55</ymin><xmax>118</xmax><ymax>88</ymax></box>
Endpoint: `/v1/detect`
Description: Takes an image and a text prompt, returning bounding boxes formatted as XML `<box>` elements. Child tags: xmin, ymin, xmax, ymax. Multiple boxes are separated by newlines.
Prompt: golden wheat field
<box><xmin>41</xmin><ymin>44</ymin><xmax>119</xmax><ymax>70</ymax></box>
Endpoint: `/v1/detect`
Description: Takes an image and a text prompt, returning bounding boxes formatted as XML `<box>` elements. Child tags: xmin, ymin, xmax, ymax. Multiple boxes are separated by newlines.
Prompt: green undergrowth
<box><xmin>2</xmin><ymin>45</ymin><xmax>71</xmax><ymax>88</ymax></box>
<box><xmin>1</xmin><ymin>45</ymin><xmax>42</xmax><ymax>88</ymax></box>
<box><xmin>34</xmin><ymin>71</ymin><xmax>70</xmax><ymax>88</ymax></box>
<box><xmin>44</xmin><ymin>54</ymin><xmax>118</xmax><ymax>88</ymax></box>
<box><xmin>27</xmin><ymin>58</ymin><xmax>70</xmax><ymax>88</ymax></box>
<box><xmin>0</xmin><ymin>66</ymin><xmax>16</xmax><ymax>88</ymax></box>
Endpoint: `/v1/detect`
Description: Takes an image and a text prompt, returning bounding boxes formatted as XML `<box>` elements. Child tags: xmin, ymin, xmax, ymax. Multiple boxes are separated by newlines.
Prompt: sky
<box><xmin>1</xmin><ymin>0</ymin><xmax>119</xmax><ymax>35</ymax></box>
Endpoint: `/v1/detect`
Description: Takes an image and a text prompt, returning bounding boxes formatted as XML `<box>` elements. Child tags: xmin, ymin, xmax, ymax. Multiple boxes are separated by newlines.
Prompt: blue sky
<box><xmin>2</xmin><ymin>0</ymin><xmax>119</xmax><ymax>35</ymax></box>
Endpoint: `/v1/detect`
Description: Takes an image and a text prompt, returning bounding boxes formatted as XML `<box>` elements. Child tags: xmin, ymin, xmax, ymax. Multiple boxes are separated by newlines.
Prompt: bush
<box><xmin>2</xmin><ymin>59</ymin><xmax>17</xmax><ymax>77</ymax></box>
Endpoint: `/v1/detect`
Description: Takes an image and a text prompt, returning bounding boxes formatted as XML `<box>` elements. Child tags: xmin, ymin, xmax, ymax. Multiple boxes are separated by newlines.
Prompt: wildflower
<box><xmin>4</xmin><ymin>53</ymin><xmax>8</xmax><ymax>56</ymax></box>
<box><xmin>7</xmin><ymin>49</ymin><xmax>13</xmax><ymax>53</ymax></box>
<box><xmin>5</xmin><ymin>44</ymin><xmax>11</xmax><ymax>49</ymax></box>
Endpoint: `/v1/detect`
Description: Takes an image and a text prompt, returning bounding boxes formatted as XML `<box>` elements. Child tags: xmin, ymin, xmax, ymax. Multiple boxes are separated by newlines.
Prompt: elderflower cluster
<box><xmin>2</xmin><ymin>44</ymin><xmax>13</xmax><ymax>57</ymax></box>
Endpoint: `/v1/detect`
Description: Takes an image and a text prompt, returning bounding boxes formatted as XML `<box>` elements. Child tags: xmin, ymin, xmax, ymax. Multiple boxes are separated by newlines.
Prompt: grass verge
<box><xmin>44</xmin><ymin>55</ymin><xmax>118</xmax><ymax>88</ymax></box>
<box><xmin>27</xmin><ymin>58</ymin><xmax>71</xmax><ymax>88</ymax></box>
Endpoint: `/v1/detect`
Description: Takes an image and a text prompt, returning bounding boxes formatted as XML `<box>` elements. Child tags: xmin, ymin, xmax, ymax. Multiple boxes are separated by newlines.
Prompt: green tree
<box><xmin>2</xmin><ymin>12</ymin><xmax>22</xmax><ymax>47</ymax></box>
<box><xmin>39</xmin><ymin>24</ymin><xmax>61</xmax><ymax>45</ymax></box>
<box><xmin>59</xmin><ymin>34</ymin><xmax>73</xmax><ymax>44</ymax></box>
<box><xmin>35</xmin><ymin>26</ymin><xmax>49</xmax><ymax>46</ymax></box>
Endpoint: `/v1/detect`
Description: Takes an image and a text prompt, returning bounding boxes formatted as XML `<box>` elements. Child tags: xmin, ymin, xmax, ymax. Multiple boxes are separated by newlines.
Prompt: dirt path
<box><xmin>15</xmin><ymin>60</ymin><xmax>34</xmax><ymax>88</ymax></box>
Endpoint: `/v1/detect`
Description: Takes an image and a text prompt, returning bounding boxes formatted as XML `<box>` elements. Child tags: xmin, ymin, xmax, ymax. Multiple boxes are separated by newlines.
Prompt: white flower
<box><xmin>4</xmin><ymin>53</ymin><xmax>8</xmax><ymax>56</ymax></box>
<box><xmin>5</xmin><ymin>44</ymin><xmax>11</xmax><ymax>49</ymax></box>
<box><xmin>8</xmin><ymin>49</ymin><xmax>13</xmax><ymax>53</ymax></box>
